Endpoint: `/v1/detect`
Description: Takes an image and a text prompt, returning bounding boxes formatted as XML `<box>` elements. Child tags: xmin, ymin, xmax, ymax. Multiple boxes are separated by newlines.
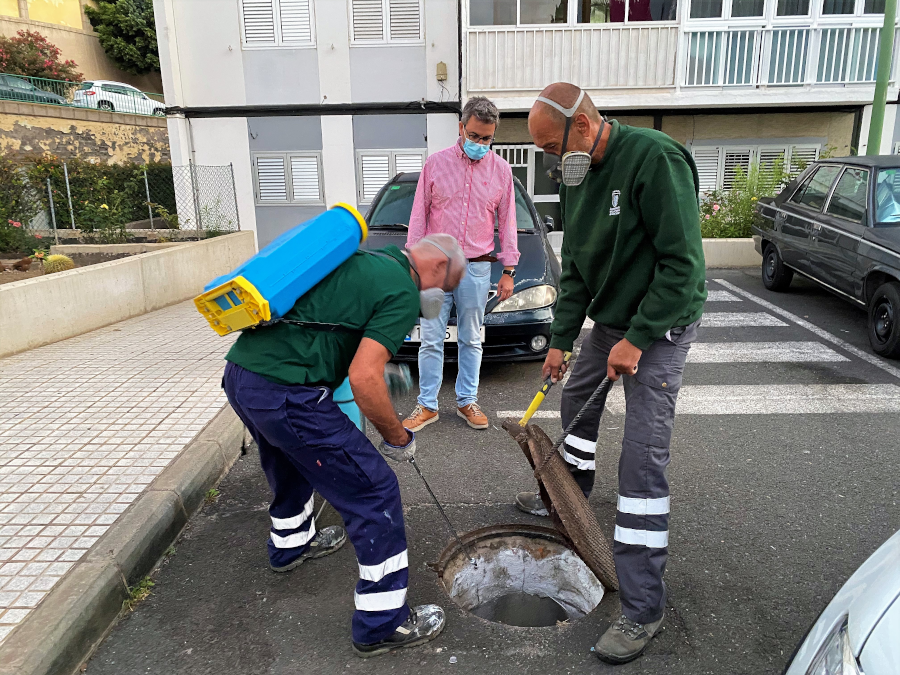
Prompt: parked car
<box><xmin>72</xmin><ymin>80</ymin><xmax>165</xmax><ymax>116</ymax></box>
<box><xmin>753</xmin><ymin>156</ymin><xmax>900</xmax><ymax>358</ymax></box>
<box><xmin>782</xmin><ymin>527</ymin><xmax>900</xmax><ymax>675</ymax></box>
<box><xmin>363</xmin><ymin>171</ymin><xmax>561</xmax><ymax>362</ymax></box>
<box><xmin>0</xmin><ymin>74</ymin><xmax>67</xmax><ymax>105</ymax></box>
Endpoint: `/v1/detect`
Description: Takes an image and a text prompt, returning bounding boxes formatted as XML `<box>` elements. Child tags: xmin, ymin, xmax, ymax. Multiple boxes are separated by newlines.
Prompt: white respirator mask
<box><xmin>537</xmin><ymin>90</ymin><xmax>606</xmax><ymax>187</ymax></box>
<box><xmin>406</xmin><ymin>241</ymin><xmax>455</xmax><ymax>320</ymax></box>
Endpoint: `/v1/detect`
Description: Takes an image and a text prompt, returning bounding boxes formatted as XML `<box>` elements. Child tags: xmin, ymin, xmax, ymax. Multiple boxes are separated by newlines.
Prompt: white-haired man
<box><xmin>404</xmin><ymin>96</ymin><xmax>520</xmax><ymax>432</ymax></box>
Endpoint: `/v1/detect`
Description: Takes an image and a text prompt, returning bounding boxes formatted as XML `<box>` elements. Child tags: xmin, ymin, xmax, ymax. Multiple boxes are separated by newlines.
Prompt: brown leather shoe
<box><xmin>457</xmin><ymin>403</ymin><xmax>489</xmax><ymax>429</ymax></box>
<box><xmin>403</xmin><ymin>404</ymin><xmax>439</xmax><ymax>432</ymax></box>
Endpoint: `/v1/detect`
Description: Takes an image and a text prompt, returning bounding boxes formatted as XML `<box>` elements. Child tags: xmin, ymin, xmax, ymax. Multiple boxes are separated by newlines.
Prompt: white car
<box><xmin>784</xmin><ymin>528</ymin><xmax>900</xmax><ymax>674</ymax></box>
<box><xmin>72</xmin><ymin>80</ymin><xmax>165</xmax><ymax>116</ymax></box>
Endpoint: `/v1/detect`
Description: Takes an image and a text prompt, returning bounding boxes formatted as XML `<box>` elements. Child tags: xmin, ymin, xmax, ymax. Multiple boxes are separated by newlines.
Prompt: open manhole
<box><xmin>435</xmin><ymin>525</ymin><xmax>604</xmax><ymax>627</ymax></box>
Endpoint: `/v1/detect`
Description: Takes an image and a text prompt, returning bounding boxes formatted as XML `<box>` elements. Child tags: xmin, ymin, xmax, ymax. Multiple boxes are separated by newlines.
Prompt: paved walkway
<box><xmin>0</xmin><ymin>303</ymin><xmax>234</xmax><ymax>642</ymax></box>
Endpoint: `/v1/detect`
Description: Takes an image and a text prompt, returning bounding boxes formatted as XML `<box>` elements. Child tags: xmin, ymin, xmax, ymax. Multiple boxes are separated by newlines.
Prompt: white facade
<box><xmin>153</xmin><ymin>0</ymin><xmax>461</xmax><ymax>246</ymax></box>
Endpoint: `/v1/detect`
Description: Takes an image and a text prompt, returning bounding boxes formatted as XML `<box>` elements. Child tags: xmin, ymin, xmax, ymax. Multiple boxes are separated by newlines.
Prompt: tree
<box><xmin>84</xmin><ymin>0</ymin><xmax>160</xmax><ymax>75</ymax></box>
<box><xmin>0</xmin><ymin>30</ymin><xmax>83</xmax><ymax>81</ymax></box>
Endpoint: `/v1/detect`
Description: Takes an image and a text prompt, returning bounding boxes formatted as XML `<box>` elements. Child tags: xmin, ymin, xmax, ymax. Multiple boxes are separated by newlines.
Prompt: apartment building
<box><xmin>153</xmin><ymin>0</ymin><xmax>898</xmax><ymax>244</ymax></box>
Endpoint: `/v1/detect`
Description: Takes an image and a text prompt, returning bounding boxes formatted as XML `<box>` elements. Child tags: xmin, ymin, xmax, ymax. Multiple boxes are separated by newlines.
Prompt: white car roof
<box><xmin>89</xmin><ymin>81</ymin><xmax>141</xmax><ymax>90</ymax></box>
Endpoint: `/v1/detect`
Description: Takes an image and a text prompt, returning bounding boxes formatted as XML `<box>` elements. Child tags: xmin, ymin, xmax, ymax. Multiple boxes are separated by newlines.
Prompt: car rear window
<box><xmin>875</xmin><ymin>169</ymin><xmax>900</xmax><ymax>224</ymax></box>
<box><xmin>77</xmin><ymin>82</ymin><xmax>93</xmax><ymax>90</ymax></box>
<box><xmin>789</xmin><ymin>165</ymin><xmax>842</xmax><ymax>211</ymax></box>
<box><xmin>825</xmin><ymin>168</ymin><xmax>868</xmax><ymax>223</ymax></box>
<box><xmin>367</xmin><ymin>181</ymin><xmax>536</xmax><ymax>230</ymax></box>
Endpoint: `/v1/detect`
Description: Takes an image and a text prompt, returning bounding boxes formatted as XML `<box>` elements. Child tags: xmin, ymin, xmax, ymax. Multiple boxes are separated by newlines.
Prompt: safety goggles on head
<box><xmin>537</xmin><ymin>89</ymin><xmax>606</xmax><ymax>187</ymax></box>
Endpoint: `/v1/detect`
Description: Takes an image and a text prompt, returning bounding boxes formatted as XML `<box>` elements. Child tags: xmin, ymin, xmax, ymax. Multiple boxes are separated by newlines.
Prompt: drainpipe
<box><xmin>866</xmin><ymin>0</ymin><xmax>897</xmax><ymax>155</ymax></box>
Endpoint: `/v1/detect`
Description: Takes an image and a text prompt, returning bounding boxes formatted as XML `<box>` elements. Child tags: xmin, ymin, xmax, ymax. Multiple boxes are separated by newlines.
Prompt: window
<box><xmin>356</xmin><ymin>150</ymin><xmax>426</xmax><ymax>204</ymax></box>
<box><xmin>494</xmin><ymin>144</ymin><xmax>561</xmax><ymax>225</ymax></box>
<box><xmin>875</xmin><ymin>169</ymin><xmax>900</xmax><ymax>223</ymax></box>
<box><xmin>520</xmin><ymin>0</ymin><xmax>567</xmax><ymax>23</ymax></box>
<box><xmin>690</xmin><ymin>144</ymin><xmax>821</xmax><ymax>193</ymax></box>
<box><xmin>351</xmin><ymin>0</ymin><xmax>423</xmax><ymax>42</ymax></box>
<box><xmin>689</xmin><ymin>0</ymin><xmax>722</xmax><ymax>17</ymax></box>
<box><xmin>825</xmin><ymin>168</ymin><xmax>868</xmax><ymax>222</ymax></box>
<box><xmin>730</xmin><ymin>0</ymin><xmax>764</xmax><ymax>16</ymax></box>
<box><xmin>864</xmin><ymin>0</ymin><xmax>885</xmax><ymax>11</ymax></box>
<box><xmin>577</xmin><ymin>0</ymin><xmax>677</xmax><ymax>21</ymax></box>
<box><xmin>789</xmin><ymin>165</ymin><xmax>841</xmax><ymax>211</ymax></box>
<box><xmin>252</xmin><ymin>153</ymin><xmax>323</xmax><ymax>205</ymax></box>
<box><xmin>240</xmin><ymin>0</ymin><xmax>313</xmax><ymax>47</ymax></box>
<box><xmin>822</xmin><ymin>0</ymin><xmax>855</xmax><ymax>13</ymax></box>
<box><xmin>776</xmin><ymin>0</ymin><xmax>809</xmax><ymax>15</ymax></box>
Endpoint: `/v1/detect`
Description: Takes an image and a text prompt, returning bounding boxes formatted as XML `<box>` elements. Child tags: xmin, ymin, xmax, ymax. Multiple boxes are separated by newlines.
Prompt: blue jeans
<box><xmin>417</xmin><ymin>261</ymin><xmax>491</xmax><ymax>411</ymax></box>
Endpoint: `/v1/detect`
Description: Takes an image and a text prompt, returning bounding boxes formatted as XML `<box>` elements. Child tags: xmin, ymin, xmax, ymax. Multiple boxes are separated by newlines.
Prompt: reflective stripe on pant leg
<box><xmin>559</xmin><ymin>324</ymin><xmax>620</xmax><ymax>496</ymax></box>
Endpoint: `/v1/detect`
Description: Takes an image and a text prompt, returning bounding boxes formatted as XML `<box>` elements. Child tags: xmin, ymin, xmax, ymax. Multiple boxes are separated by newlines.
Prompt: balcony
<box><xmin>464</xmin><ymin>0</ymin><xmax>899</xmax><ymax>110</ymax></box>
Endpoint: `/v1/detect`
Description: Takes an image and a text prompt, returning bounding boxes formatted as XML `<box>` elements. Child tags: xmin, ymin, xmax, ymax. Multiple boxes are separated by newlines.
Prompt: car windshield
<box><xmin>367</xmin><ymin>181</ymin><xmax>536</xmax><ymax>230</ymax></box>
<box><xmin>875</xmin><ymin>169</ymin><xmax>900</xmax><ymax>224</ymax></box>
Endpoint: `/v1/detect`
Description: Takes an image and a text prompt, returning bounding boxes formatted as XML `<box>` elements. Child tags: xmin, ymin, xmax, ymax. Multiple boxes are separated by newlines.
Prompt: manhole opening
<box><xmin>437</xmin><ymin>526</ymin><xmax>604</xmax><ymax>628</ymax></box>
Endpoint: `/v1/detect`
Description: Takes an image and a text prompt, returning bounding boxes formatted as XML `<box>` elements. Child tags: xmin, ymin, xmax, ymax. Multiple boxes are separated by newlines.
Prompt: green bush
<box><xmin>700</xmin><ymin>157</ymin><xmax>792</xmax><ymax>238</ymax></box>
<box><xmin>0</xmin><ymin>157</ymin><xmax>43</xmax><ymax>254</ymax></box>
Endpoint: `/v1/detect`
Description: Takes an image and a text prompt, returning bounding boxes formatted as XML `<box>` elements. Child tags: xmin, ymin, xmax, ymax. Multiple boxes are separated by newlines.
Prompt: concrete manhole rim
<box><xmin>434</xmin><ymin>523</ymin><xmax>606</xmax><ymax>628</ymax></box>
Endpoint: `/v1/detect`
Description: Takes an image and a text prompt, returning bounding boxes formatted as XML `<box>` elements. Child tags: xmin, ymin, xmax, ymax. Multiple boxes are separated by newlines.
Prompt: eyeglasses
<box><xmin>464</xmin><ymin>126</ymin><xmax>493</xmax><ymax>145</ymax></box>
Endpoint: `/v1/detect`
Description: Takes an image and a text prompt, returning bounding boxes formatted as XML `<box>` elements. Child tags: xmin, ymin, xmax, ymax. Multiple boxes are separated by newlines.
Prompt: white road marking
<box><xmin>701</xmin><ymin>312</ymin><xmax>788</xmax><ymax>328</ymax></box>
<box><xmin>706</xmin><ymin>290</ymin><xmax>742</xmax><ymax>302</ymax></box>
<box><xmin>714</xmin><ymin>279</ymin><xmax>900</xmax><ymax>381</ymax></box>
<box><xmin>687</xmin><ymin>342</ymin><xmax>848</xmax><ymax>363</ymax></box>
<box><xmin>498</xmin><ymin>384</ymin><xmax>900</xmax><ymax>417</ymax></box>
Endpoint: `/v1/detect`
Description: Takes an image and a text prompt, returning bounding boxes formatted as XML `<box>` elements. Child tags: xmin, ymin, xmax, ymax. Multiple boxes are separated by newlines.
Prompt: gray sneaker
<box><xmin>270</xmin><ymin>525</ymin><xmax>347</xmax><ymax>573</ymax></box>
<box><xmin>352</xmin><ymin>604</ymin><xmax>446</xmax><ymax>657</ymax></box>
<box><xmin>594</xmin><ymin>613</ymin><xmax>665</xmax><ymax>664</ymax></box>
<box><xmin>515</xmin><ymin>491</ymin><xmax>549</xmax><ymax>517</ymax></box>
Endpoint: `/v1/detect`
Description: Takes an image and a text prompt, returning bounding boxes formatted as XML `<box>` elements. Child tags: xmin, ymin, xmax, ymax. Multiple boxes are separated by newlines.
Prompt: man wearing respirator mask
<box><xmin>223</xmin><ymin>234</ymin><xmax>466</xmax><ymax>656</ymax></box>
<box><xmin>515</xmin><ymin>83</ymin><xmax>706</xmax><ymax>665</ymax></box>
<box><xmin>404</xmin><ymin>96</ymin><xmax>520</xmax><ymax>433</ymax></box>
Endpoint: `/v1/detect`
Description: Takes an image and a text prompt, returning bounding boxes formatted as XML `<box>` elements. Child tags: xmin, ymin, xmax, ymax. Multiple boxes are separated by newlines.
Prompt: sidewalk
<box><xmin>0</xmin><ymin>302</ymin><xmax>234</xmax><ymax>643</ymax></box>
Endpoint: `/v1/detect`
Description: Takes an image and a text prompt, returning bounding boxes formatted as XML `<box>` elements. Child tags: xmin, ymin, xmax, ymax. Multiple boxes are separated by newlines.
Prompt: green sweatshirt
<box><xmin>550</xmin><ymin>121</ymin><xmax>707</xmax><ymax>352</ymax></box>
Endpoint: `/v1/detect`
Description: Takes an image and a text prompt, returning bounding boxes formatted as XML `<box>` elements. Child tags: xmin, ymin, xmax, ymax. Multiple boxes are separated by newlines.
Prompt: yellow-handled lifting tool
<box><xmin>518</xmin><ymin>351</ymin><xmax>572</xmax><ymax>426</ymax></box>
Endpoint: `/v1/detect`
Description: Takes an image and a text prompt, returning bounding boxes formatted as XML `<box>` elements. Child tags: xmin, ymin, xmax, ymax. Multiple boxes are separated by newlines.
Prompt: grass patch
<box><xmin>123</xmin><ymin>577</ymin><xmax>154</xmax><ymax>613</ymax></box>
<box><xmin>204</xmin><ymin>488</ymin><xmax>220</xmax><ymax>505</ymax></box>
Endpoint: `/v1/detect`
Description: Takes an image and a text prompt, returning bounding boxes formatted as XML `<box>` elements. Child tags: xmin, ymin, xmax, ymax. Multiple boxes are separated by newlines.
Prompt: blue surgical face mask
<box><xmin>463</xmin><ymin>137</ymin><xmax>490</xmax><ymax>161</ymax></box>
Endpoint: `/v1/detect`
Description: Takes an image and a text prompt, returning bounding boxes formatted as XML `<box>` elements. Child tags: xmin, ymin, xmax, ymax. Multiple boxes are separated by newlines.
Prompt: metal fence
<box><xmin>20</xmin><ymin>162</ymin><xmax>239</xmax><ymax>244</ymax></box>
<box><xmin>0</xmin><ymin>72</ymin><xmax>165</xmax><ymax>117</ymax></box>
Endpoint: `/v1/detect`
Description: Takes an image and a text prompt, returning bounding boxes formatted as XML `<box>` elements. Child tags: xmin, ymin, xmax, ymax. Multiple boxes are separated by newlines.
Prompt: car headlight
<box><xmin>806</xmin><ymin>618</ymin><xmax>862</xmax><ymax>675</ymax></box>
<box><xmin>491</xmin><ymin>285</ymin><xmax>557</xmax><ymax>313</ymax></box>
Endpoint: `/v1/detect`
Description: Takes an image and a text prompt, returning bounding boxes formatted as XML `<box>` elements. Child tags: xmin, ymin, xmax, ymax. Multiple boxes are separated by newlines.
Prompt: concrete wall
<box><xmin>0</xmin><ymin>15</ymin><xmax>163</xmax><ymax>92</ymax></box>
<box><xmin>0</xmin><ymin>231</ymin><xmax>255</xmax><ymax>358</ymax></box>
<box><xmin>0</xmin><ymin>99</ymin><xmax>169</xmax><ymax>162</ymax></box>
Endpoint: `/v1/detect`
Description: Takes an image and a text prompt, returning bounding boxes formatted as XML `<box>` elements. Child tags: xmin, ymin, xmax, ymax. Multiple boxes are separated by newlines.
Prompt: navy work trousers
<box><xmin>223</xmin><ymin>362</ymin><xmax>410</xmax><ymax>645</ymax></box>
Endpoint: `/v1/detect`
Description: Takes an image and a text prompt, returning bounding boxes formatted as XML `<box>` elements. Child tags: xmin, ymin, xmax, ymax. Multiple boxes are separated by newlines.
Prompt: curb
<box><xmin>0</xmin><ymin>406</ymin><xmax>245</xmax><ymax>675</ymax></box>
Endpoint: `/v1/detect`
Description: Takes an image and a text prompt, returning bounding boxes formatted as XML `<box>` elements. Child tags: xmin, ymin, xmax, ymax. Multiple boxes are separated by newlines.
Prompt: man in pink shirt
<box><xmin>403</xmin><ymin>97</ymin><xmax>520</xmax><ymax>432</ymax></box>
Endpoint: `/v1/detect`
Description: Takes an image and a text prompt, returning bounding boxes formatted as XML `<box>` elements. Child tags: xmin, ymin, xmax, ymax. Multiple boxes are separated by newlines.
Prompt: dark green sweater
<box><xmin>550</xmin><ymin>122</ymin><xmax>707</xmax><ymax>352</ymax></box>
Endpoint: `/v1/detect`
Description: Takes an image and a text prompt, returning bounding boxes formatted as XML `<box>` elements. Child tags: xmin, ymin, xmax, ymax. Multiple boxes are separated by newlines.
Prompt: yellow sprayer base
<box><xmin>194</xmin><ymin>276</ymin><xmax>271</xmax><ymax>336</ymax></box>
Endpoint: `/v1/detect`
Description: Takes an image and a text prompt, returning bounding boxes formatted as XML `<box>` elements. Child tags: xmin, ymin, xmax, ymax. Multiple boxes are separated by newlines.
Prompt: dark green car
<box><xmin>753</xmin><ymin>156</ymin><xmax>900</xmax><ymax>358</ymax></box>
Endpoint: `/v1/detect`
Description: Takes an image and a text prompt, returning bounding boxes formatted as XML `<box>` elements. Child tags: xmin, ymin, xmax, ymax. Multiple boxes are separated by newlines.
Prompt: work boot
<box><xmin>352</xmin><ymin>604</ymin><xmax>446</xmax><ymax>658</ymax></box>
<box><xmin>457</xmin><ymin>403</ymin><xmax>489</xmax><ymax>429</ymax></box>
<box><xmin>270</xmin><ymin>525</ymin><xmax>347</xmax><ymax>573</ymax></box>
<box><xmin>403</xmin><ymin>404</ymin><xmax>439</xmax><ymax>432</ymax></box>
<box><xmin>515</xmin><ymin>491</ymin><xmax>549</xmax><ymax>517</ymax></box>
<box><xmin>594</xmin><ymin>613</ymin><xmax>665</xmax><ymax>664</ymax></box>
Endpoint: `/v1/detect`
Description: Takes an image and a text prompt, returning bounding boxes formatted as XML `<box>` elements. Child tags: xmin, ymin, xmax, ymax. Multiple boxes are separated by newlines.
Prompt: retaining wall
<box><xmin>0</xmin><ymin>231</ymin><xmax>255</xmax><ymax>358</ymax></box>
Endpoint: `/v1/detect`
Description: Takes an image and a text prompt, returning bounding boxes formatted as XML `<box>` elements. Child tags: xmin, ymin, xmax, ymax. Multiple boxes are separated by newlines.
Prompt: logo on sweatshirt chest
<box><xmin>609</xmin><ymin>190</ymin><xmax>621</xmax><ymax>216</ymax></box>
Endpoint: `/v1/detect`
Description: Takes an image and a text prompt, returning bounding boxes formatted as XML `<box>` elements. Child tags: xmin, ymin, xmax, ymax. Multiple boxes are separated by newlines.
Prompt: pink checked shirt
<box><xmin>407</xmin><ymin>141</ymin><xmax>520</xmax><ymax>267</ymax></box>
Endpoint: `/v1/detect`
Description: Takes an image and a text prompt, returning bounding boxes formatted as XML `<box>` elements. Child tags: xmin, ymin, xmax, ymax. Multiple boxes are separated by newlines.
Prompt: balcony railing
<box><xmin>466</xmin><ymin>24</ymin><xmax>680</xmax><ymax>92</ymax></box>
<box><xmin>682</xmin><ymin>24</ymin><xmax>897</xmax><ymax>87</ymax></box>
<box><xmin>0</xmin><ymin>73</ymin><xmax>166</xmax><ymax>117</ymax></box>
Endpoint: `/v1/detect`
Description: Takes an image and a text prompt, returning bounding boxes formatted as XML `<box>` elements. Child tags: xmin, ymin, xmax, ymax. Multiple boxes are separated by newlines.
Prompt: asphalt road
<box><xmin>85</xmin><ymin>268</ymin><xmax>900</xmax><ymax>675</ymax></box>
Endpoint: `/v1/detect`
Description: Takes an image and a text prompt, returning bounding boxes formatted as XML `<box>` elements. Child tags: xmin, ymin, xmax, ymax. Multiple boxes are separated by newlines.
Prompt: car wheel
<box><xmin>98</xmin><ymin>101</ymin><xmax>114</xmax><ymax>111</ymax></box>
<box><xmin>762</xmin><ymin>243</ymin><xmax>793</xmax><ymax>292</ymax></box>
<box><xmin>867</xmin><ymin>281</ymin><xmax>900</xmax><ymax>359</ymax></box>
<box><xmin>153</xmin><ymin>108</ymin><xmax>165</xmax><ymax>116</ymax></box>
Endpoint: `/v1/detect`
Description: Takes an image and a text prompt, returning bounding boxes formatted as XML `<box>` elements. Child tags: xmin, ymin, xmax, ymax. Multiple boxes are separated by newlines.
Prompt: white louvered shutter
<box><xmin>788</xmin><ymin>145</ymin><xmax>820</xmax><ymax>175</ymax></box>
<box><xmin>278</xmin><ymin>0</ymin><xmax>312</xmax><ymax>43</ymax></box>
<box><xmin>290</xmin><ymin>156</ymin><xmax>321</xmax><ymax>201</ymax></box>
<box><xmin>242</xmin><ymin>0</ymin><xmax>277</xmax><ymax>45</ymax></box>
<box><xmin>758</xmin><ymin>146</ymin><xmax>788</xmax><ymax>170</ymax></box>
<box><xmin>722</xmin><ymin>148</ymin><xmax>752</xmax><ymax>190</ymax></box>
<box><xmin>394</xmin><ymin>152</ymin><xmax>424</xmax><ymax>174</ymax></box>
<box><xmin>692</xmin><ymin>147</ymin><xmax>720</xmax><ymax>194</ymax></box>
<box><xmin>388</xmin><ymin>0</ymin><xmax>421</xmax><ymax>40</ymax></box>
<box><xmin>256</xmin><ymin>156</ymin><xmax>288</xmax><ymax>202</ymax></box>
<box><xmin>361</xmin><ymin>154</ymin><xmax>391</xmax><ymax>202</ymax></box>
<box><xmin>352</xmin><ymin>0</ymin><xmax>384</xmax><ymax>41</ymax></box>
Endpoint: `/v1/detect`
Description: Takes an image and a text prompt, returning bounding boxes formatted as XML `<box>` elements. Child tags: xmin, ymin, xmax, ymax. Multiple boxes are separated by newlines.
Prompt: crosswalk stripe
<box><xmin>497</xmin><ymin>384</ymin><xmax>900</xmax><ymax>417</ymax></box>
<box><xmin>706</xmin><ymin>290</ymin><xmax>741</xmax><ymax>302</ymax></box>
<box><xmin>687</xmin><ymin>342</ymin><xmax>848</xmax><ymax>363</ymax></box>
<box><xmin>701</xmin><ymin>312</ymin><xmax>788</xmax><ymax>328</ymax></box>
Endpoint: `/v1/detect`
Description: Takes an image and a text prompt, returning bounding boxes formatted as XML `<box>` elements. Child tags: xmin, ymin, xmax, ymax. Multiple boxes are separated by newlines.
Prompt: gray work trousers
<box><xmin>560</xmin><ymin>320</ymin><xmax>698</xmax><ymax>624</ymax></box>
